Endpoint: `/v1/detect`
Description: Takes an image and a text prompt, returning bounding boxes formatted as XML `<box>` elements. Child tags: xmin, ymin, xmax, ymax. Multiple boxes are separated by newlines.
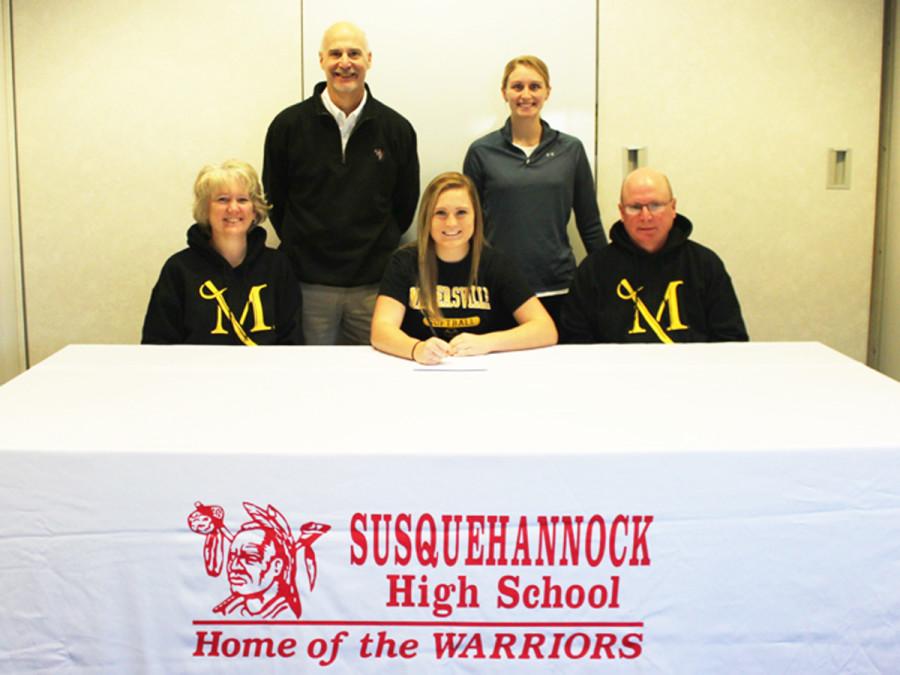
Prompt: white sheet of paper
<box><xmin>413</xmin><ymin>354</ymin><xmax>489</xmax><ymax>371</ymax></box>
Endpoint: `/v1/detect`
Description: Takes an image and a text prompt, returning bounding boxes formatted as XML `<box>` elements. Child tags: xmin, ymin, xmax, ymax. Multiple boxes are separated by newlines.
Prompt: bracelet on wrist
<box><xmin>410</xmin><ymin>340</ymin><xmax>422</xmax><ymax>360</ymax></box>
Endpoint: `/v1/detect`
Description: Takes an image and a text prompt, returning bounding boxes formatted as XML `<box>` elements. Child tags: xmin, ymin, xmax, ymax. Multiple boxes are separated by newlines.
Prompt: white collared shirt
<box><xmin>321</xmin><ymin>88</ymin><xmax>368</xmax><ymax>156</ymax></box>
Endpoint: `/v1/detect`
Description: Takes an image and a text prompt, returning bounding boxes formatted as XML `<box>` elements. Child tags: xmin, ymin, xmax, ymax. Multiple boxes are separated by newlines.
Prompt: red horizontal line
<box><xmin>192</xmin><ymin>620</ymin><xmax>644</xmax><ymax>628</ymax></box>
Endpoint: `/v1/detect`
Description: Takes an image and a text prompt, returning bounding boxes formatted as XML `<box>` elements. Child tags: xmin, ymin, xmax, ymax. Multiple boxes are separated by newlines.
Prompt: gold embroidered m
<box><xmin>199</xmin><ymin>281</ymin><xmax>273</xmax><ymax>346</ymax></box>
<box><xmin>617</xmin><ymin>279</ymin><xmax>688</xmax><ymax>343</ymax></box>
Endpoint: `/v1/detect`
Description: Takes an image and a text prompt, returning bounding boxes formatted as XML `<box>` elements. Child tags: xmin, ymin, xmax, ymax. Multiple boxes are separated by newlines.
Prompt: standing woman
<box><xmin>142</xmin><ymin>160</ymin><xmax>303</xmax><ymax>345</ymax></box>
<box><xmin>463</xmin><ymin>55</ymin><xmax>605</xmax><ymax>324</ymax></box>
<box><xmin>371</xmin><ymin>172</ymin><xmax>556</xmax><ymax>365</ymax></box>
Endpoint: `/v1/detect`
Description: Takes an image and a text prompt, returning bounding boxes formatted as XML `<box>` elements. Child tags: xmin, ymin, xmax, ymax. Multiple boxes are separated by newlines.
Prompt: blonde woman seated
<box><xmin>371</xmin><ymin>171</ymin><xmax>557</xmax><ymax>364</ymax></box>
<box><xmin>142</xmin><ymin>160</ymin><xmax>303</xmax><ymax>345</ymax></box>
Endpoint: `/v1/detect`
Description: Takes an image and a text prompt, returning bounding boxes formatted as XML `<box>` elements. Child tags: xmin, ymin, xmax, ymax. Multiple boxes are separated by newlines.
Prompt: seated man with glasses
<box><xmin>560</xmin><ymin>167</ymin><xmax>748</xmax><ymax>343</ymax></box>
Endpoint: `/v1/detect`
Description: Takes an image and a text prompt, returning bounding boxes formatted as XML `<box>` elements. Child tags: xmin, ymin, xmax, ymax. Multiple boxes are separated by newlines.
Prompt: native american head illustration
<box><xmin>187</xmin><ymin>501</ymin><xmax>330</xmax><ymax>619</ymax></box>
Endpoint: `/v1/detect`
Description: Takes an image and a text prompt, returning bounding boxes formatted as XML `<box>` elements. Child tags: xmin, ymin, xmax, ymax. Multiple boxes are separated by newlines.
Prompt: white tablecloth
<box><xmin>1</xmin><ymin>343</ymin><xmax>899</xmax><ymax>673</ymax></box>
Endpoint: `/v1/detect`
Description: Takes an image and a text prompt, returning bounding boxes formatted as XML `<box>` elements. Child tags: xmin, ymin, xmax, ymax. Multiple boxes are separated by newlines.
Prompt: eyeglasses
<box><xmin>622</xmin><ymin>201</ymin><xmax>672</xmax><ymax>216</ymax></box>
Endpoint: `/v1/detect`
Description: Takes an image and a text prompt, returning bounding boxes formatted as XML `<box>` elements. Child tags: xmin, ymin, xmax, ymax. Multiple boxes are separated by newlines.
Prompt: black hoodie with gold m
<box><xmin>560</xmin><ymin>214</ymin><xmax>748</xmax><ymax>344</ymax></box>
<box><xmin>142</xmin><ymin>224</ymin><xmax>303</xmax><ymax>345</ymax></box>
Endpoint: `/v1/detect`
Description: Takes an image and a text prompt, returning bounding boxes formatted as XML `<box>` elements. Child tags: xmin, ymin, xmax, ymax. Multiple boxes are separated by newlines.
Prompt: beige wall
<box><xmin>13</xmin><ymin>0</ymin><xmax>300</xmax><ymax>364</ymax></box>
<box><xmin>0</xmin><ymin>0</ymin><xmax>26</xmax><ymax>384</ymax></box>
<box><xmin>597</xmin><ymin>0</ymin><xmax>883</xmax><ymax>362</ymax></box>
<box><xmin>3</xmin><ymin>0</ymin><xmax>891</xmax><ymax>368</ymax></box>
<box><xmin>876</xmin><ymin>1</ymin><xmax>900</xmax><ymax>380</ymax></box>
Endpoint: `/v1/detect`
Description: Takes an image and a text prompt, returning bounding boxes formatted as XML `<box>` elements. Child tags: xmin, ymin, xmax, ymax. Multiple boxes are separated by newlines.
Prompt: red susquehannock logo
<box><xmin>188</xmin><ymin>501</ymin><xmax>330</xmax><ymax>620</ymax></box>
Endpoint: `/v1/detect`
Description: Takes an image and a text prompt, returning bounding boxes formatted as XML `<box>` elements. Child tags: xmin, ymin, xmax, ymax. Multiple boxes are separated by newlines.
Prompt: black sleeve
<box><xmin>378</xmin><ymin>248</ymin><xmax>415</xmax><ymax>306</ymax></box>
<box><xmin>141</xmin><ymin>258</ymin><xmax>187</xmax><ymax>344</ymax></box>
<box><xmin>392</xmin><ymin>122</ymin><xmax>420</xmax><ymax>237</ymax></box>
<box><xmin>484</xmin><ymin>249</ymin><xmax>535</xmax><ymax>316</ymax></box>
<box><xmin>704</xmin><ymin>254</ymin><xmax>749</xmax><ymax>342</ymax></box>
<box><xmin>462</xmin><ymin>144</ymin><xmax>486</xmax><ymax>203</ymax></box>
<box><xmin>273</xmin><ymin>254</ymin><xmax>304</xmax><ymax>345</ymax></box>
<box><xmin>262</xmin><ymin>113</ymin><xmax>289</xmax><ymax>237</ymax></box>
<box><xmin>560</xmin><ymin>255</ymin><xmax>600</xmax><ymax>344</ymax></box>
<box><xmin>572</xmin><ymin>141</ymin><xmax>606</xmax><ymax>252</ymax></box>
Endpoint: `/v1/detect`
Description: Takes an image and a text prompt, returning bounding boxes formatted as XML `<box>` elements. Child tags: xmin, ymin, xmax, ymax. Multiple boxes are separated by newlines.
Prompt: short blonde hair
<box><xmin>192</xmin><ymin>160</ymin><xmax>270</xmax><ymax>228</ymax></box>
<box><xmin>501</xmin><ymin>55</ymin><xmax>550</xmax><ymax>90</ymax></box>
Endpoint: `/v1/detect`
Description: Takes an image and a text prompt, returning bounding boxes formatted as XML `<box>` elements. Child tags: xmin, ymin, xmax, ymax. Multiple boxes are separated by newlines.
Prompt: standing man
<box><xmin>263</xmin><ymin>22</ymin><xmax>419</xmax><ymax>344</ymax></box>
<box><xmin>561</xmin><ymin>168</ymin><xmax>748</xmax><ymax>343</ymax></box>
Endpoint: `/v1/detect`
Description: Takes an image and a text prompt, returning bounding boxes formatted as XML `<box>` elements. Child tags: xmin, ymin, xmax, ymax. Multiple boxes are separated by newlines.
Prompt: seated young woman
<box><xmin>371</xmin><ymin>171</ymin><xmax>556</xmax><ymax>364</ymax></box>
<box><xmin>142</xmin><ymin>160</ymin><xmax>303</xmax><ymax>345</ymax></box>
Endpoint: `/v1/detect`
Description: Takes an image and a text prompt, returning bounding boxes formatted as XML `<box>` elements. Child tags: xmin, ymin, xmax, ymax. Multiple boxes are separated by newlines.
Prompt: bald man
<box><xmin>560</xmin><ymin>168</ymin><xmax>748</xmax><ymax>343</ymax></box>
<box><xmin>263</xmin><ymin>22</ymin><xmax>419</xmax><ymax>344</ymax></box>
